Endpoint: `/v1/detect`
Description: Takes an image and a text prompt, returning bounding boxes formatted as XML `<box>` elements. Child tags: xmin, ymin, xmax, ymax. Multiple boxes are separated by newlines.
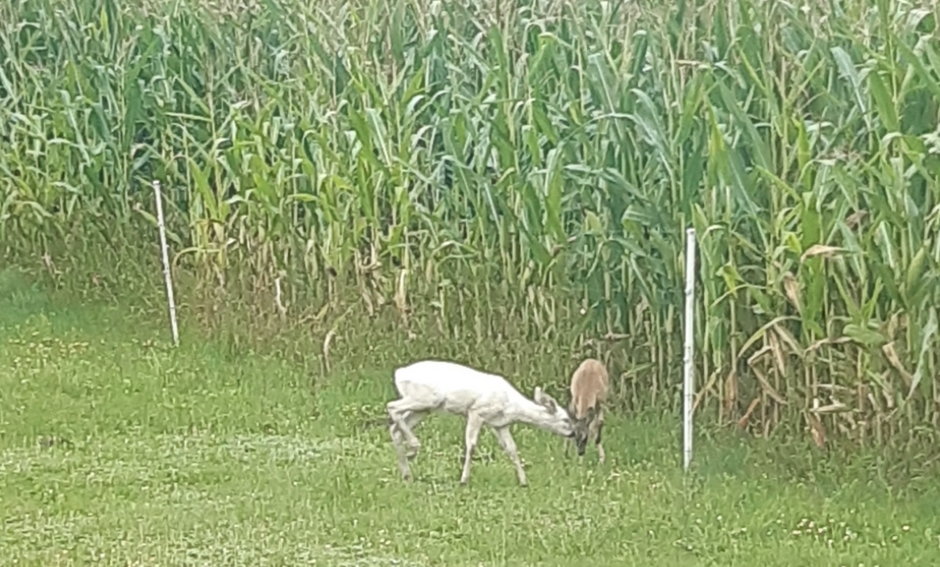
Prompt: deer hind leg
<box><xmin>388</xmin><ymin>410</ymin><xmax>412</xmax><ymax>480</ymax></box>
<box><xmin>387</xmin><ymin>399</ymin><xmax>424</xmax><ymax>453</ymax></box>
<box><xmin>401</xmin><ymin>411</ymin><xmax>427</xmax><ymax>458</ymax></box>
<box><xmin>390</xmin><ymin>410</ymin><xmax>427</xmax><ymax>452</ymax></box>
<box><xmin>388</xmin><ymin>403</ymin><xmax>428</xmax><ymax>481</ymax></box>
<box><xmin>459</xmin><ymin>412</ymin><xmax>484</xmax><ymax>485</ymax></box>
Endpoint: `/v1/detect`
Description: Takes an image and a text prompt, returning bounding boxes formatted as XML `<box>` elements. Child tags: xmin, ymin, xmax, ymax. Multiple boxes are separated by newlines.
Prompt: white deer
<box><xmin>386</xmin><ymin>359</ymin><xmax>575</xmax><ymax>486</ymax></box>
<box><xmin>566</xmin><ymin>358</ymin><xmax>610</xmax><ymax>463</ymax></box>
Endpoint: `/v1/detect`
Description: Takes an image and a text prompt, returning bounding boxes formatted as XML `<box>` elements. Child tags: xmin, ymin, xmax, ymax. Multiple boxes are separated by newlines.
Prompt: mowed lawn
<box><xmin>1</xmin><ymin>271</ymin><xmax>938</xmax><ymax>566</ymax></box>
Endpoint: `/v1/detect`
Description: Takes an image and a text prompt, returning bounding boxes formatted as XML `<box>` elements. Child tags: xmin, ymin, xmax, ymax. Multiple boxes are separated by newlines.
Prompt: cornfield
<box><xmin>2</xmin><ymin>0</ymin><xmax>939</xmax><ymax>444</ymax></box>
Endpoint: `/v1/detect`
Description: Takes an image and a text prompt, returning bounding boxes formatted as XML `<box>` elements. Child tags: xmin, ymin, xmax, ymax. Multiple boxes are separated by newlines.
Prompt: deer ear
<box><xmin>535</xmin><ymin>388</ymin><xmax>558</xmax><ymax>413</ymax></box>
<box><xmin>533</xmin><ymin>386</ymin><xmax>544</xmax><ymax>402</ymax></box>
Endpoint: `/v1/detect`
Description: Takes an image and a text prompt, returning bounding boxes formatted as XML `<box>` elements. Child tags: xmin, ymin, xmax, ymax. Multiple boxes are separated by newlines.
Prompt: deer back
<box><xmin>569</xmin><ymin>358</ymin><xmax>609</xmax><ymax>420</ymax></box>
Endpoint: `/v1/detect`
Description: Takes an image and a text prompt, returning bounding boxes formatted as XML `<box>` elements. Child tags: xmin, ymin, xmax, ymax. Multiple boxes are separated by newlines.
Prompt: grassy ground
<box><xmin>1</xmin><ymin>269</ymin><xmax>939</xmax><ymax>566</ymax></box>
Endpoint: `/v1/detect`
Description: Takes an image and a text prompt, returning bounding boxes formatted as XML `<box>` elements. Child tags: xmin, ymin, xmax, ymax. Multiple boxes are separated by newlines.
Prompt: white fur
<box><xmin>387</xmin><ymin>359</ymin><xmax>575</xmax><ymax>486</ymax></box>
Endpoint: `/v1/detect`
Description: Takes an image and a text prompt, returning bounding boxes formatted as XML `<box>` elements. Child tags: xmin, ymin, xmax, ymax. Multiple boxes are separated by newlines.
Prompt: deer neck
<box><xmin>510</xmin><ymin>397</ymin><xmax>551</xmax><ymax>427</ymax></box>
<box><xmin>573</xmin><ymin>394</ymin><xmax>597</xmax><ymax>419</ymax></box>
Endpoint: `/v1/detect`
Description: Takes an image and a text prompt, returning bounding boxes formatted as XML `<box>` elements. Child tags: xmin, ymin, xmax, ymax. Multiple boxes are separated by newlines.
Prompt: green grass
<box><xmin>2</xmin><ymin>271</ymin><xmax>939</xmax><ymax>566</ymax></box>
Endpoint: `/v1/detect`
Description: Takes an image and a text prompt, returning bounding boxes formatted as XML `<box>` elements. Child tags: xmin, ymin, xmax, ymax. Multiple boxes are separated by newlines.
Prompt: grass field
<box><xmin>1</xmin><ymin>269</ymin><xmax>939</xmax><ymax>566</ymax></box>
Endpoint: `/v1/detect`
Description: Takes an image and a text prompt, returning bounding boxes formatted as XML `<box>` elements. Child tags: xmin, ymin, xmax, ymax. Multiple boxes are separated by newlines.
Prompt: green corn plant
<box><xmin>1</xmin><ymin>0</ymin><xmax>938</xmax><ymax>445</ymax></box>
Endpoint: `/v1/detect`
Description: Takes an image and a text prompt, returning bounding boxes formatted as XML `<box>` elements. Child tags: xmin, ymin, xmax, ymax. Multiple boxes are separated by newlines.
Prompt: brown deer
<box><xmin>566</xmin><ymin>358</ymin><xmax>609</xmax><ymax>463</ymax></box>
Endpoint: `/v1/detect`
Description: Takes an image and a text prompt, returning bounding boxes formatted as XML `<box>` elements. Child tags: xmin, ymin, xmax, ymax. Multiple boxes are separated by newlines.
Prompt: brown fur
<box><xmin>567</xmin><ymin>358</ymin><xmax>610</xmax><ymax>462</ymax></box>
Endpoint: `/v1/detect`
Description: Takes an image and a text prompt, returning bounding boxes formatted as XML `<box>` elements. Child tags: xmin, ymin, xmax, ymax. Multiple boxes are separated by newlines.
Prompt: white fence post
<box><xmin>682</xmin><ymin>227</ymin><xmax>697</xmax><ymax>471</ymax></box>
<box><xmin>153</xmin><ymin>180</ymin><xmax>180</xmax><ymax>347</ymax></box>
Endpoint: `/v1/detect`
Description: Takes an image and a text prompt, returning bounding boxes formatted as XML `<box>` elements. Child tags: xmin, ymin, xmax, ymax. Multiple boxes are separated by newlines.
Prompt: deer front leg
<box><xmin>593</xmin><ymin>418</ymin><xmax>606</xmax><ymax>464</ymax></box>
<box><xmin>493</xmin><ymin>426</ymin><xmax>527</xmax><ymax>486</ymax></box>
<box><xmin>459</xmin><ymin>413</ymin><xmax>484</xmax><ymax>485</ymax></box>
